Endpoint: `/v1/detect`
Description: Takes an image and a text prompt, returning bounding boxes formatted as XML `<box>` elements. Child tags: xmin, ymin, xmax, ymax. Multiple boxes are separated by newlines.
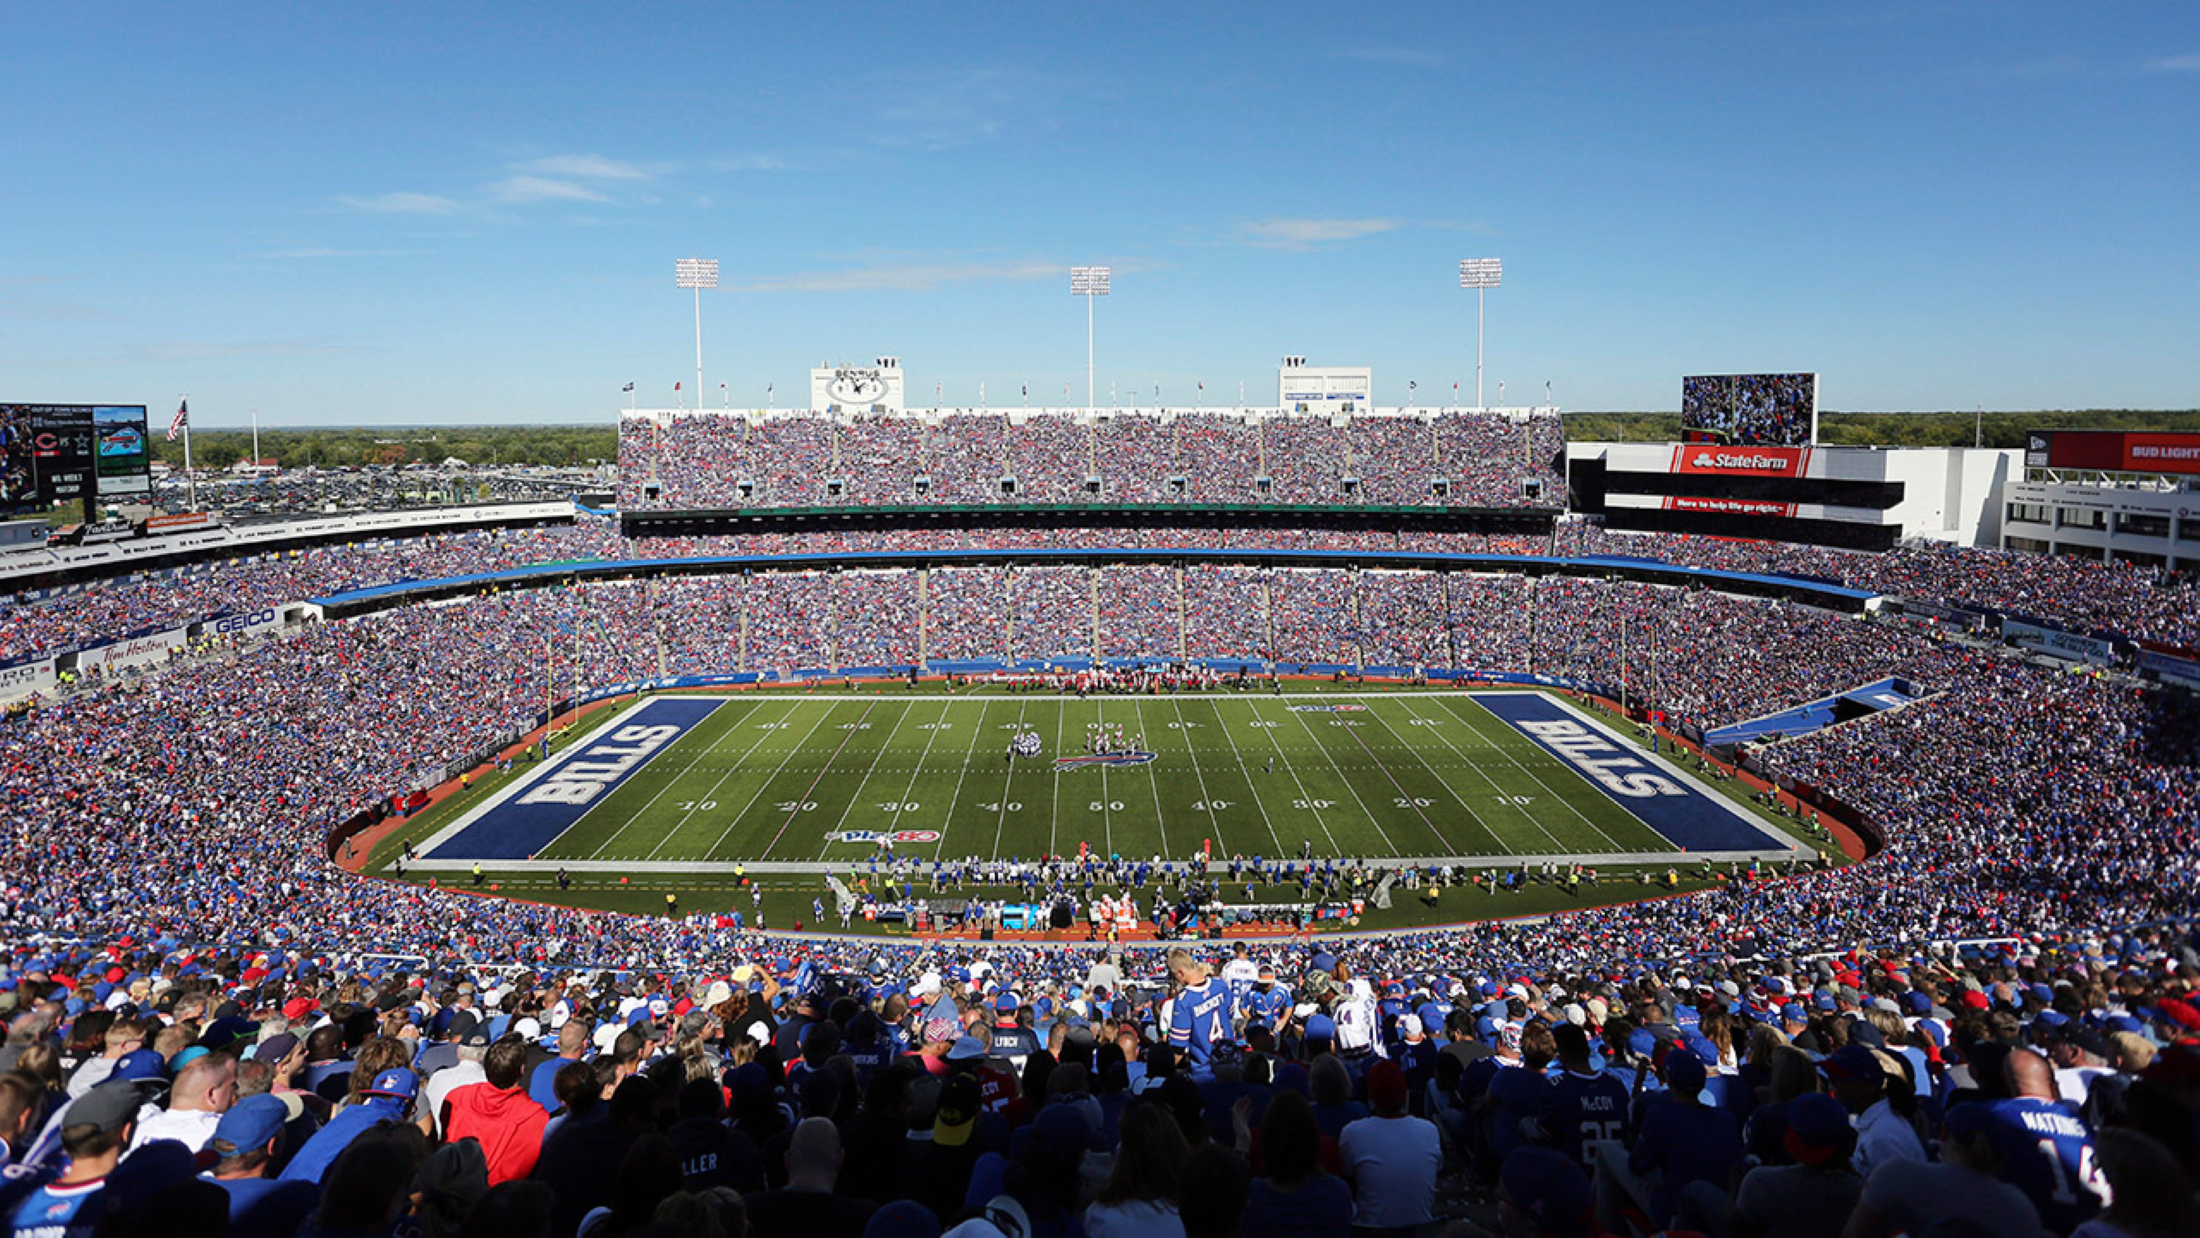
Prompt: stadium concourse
<box><xmin>2</xmin><ymin>500</ymin><xmax>2198</xmax><ymax>1235</ymax></box>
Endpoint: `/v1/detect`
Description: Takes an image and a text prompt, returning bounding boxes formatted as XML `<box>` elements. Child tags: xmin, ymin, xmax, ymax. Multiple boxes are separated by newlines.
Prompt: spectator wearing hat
<box><xmin>2050</xmin><ymin>1024</ymin><xmax>2115</xmax><ymax>1108</ymax></box>
<box><xmin>440</xmin><ymin>1036</ymin><xmax>547</xmax><ymax>1186</ymax></box>
<box><xmin>1339</xmin><ymin>1059</ymin><xmax>1441</xmax><ymax>1235</ymax></box>
<box><xmin>419</xmin><ymin>1022</ymin><xmax>491</xmax><ymax>1138</ymax></box>
<box><xmin>1537</xmin><ymin>1023</ymin><xmax>1631</xmax><ymax>1171</ymax></box>
<box><xmin>988</xmin><ymin>993</ymin><xmax>1042</xmax><ymax>1076</ymax></box>
<box><xmin>62</xmin><ymin>1016</ymin><xmax>151</xmax><ymax>1100</ymax></box>
<box><xmin>1598</xmin><ymin>1047</ymin><xmax>1740</xmax><ymax>1234</ymax></box>
<box><xmin>200</xmin><ymin>1093</ymin><xmax>319</xmax><ymax>1238</ymax></box>
<box><xmin>7</xmin><ymin>1082</ymin><xmax>140</xmax><ymax>1238</ymax></box>
<box><xmin>900</xmin><ymin>1073</ymin><xmax>988</xmax><ymax>1223</ymax></box>
<box><xmin>1845</xmin><ymin>1103</ymin><xmax>2042</xmax><ymax>1238</ymax></box>
<box><xmin>1819</xmin><ymin>1043</ymin><xmax>1923</xmax><ymax>1180</ymax></box>
<box><xmin>126</xmin><ymin>1052</ymin><xmax>235</xmax><ymax>1155</ymax></box>
<box><xmin>277</xmin><ymin>1067</ymin><xmax>417</xmax><ymax>1185</ymax></box>
<box><xmin>1728</xmin><ymin>1092</ymin><xmax>1860</xmax><ymax>1238</ymax></box>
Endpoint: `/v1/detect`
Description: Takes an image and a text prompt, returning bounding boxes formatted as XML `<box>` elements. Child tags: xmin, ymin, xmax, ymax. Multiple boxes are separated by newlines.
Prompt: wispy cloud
<box><xmin>337</xmin><ymin>192</ymin><xmax>460</xmax><ymax>215</ymax></box>
<box><xmin>1334</xmin><ymin>47</ymin><xmax>1444</xmax><ymax>67</ymax></box>
<box><xmin>1239</xmin><ymin>217</ymin><xmax>1403</xmax><ymax>249</ymax></box>
<box><xmin>2149</xmin><ymin>54</ymin><xmax>2200</xmax><ymax>73</ymax></box>
<box><xmin>701</xmin><ymin>153</ymin><xmax>789</xmax><ymax>173</ymax></box>
<box><xmin>514</xmin><ymin>153</ymin><xmax>654</xmax><ymax>179</ymax></box>
<box><xmin>733</xmin><ymin>259</ymin><xmax>1060</xmax><ymax>293</ymax></box>
<box><xmin>494</xmin><ymin>175</ymin><xmax>611</xmax><ymax>203</ymax></box>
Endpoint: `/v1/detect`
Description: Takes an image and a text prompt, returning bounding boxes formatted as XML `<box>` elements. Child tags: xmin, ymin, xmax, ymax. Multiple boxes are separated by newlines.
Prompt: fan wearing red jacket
<box><xmin>441</xmin><ymin>1037</ymin><xmax>549</xmax><ymax>1185</ymax></box>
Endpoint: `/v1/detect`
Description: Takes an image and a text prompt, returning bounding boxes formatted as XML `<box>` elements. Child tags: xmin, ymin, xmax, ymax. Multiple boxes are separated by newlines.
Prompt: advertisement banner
<box><xmin>77</xmin><ymin>626</ymin><xmax>188</xmax><ymax>674</ymax></box>
<box><xmin>0</xmin><ymin>657</ymin><xmax>56</xmax><ymax>700</ymax></box>
<box><xmin>1669</xmin><ymin>444</ymin><xmax>1812</xmax><ymax>477</ymax></box>
<box><xmin>91</xmin><ymin>405</ymin><xmax>152</xmax><ymax>498</ymax></box>
<box><xmin>2003</xmin><ymin>619</ymin><xmax>2117</xmax><ymax>664</ymax></box>
<box><xmin>1898</xmin><ymin>597</ymin><xmax>1988</xmax><ymax>631</ymax></box>
<box><xmin>2032</xmin><ymin>430</ymin><xmax>2200</xmax><ymax>477</ymax></box>
<box><xmin>205</xmin><ymin>607</ymin><xmax>285</xmax><ymax>641</ymax></box>
<box><xmin>2138</xmin><ymin>649</ymin><xmax>2200</xmax><ymax>689</ymax></box>
<box><xmin>1661</xmin><ymin>496</ymin><xmax>1798</xmax><ymax>517</ymax></box>
<box><xmin>144</xmin><ymin>511</ymin><xmax>217</xmax><ymax>534</ymax></box>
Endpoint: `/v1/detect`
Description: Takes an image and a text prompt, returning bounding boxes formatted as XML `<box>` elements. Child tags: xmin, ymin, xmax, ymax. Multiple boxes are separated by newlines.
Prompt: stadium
<box><xmin>3</xmin><ymin>8</ymin><xmax>2197</xmax><ymax>1238</ymax></box>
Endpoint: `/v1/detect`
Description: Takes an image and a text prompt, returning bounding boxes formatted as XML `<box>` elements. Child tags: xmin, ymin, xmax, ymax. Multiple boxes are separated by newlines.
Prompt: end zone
<box><xmin>1470</xmin><ymin>692</ymin><xmax>1800</xmax><ymax>856</ymax></box>
<box><xmin>414</xmin><ymin>696</ymin><xmax>725</xmax><ymax>862</ymax></box>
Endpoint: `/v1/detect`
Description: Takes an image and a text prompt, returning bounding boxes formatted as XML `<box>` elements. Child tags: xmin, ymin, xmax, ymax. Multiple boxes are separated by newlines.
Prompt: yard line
<box><xmin>813</xmin><ymin>701</ymin><xmax>919</xmax><ymax>856</ymax></box>
<box><xmin>1245</xmin><ymin>703</ymin><xmax>1346</xmax><ymax>855</ymax></box>
<box><xmin>1166</xmin><ymin>698</ymin><xmax>1227</xmax><ymax>857</ymax></box>
<box><xmin>1049</xmin><ymin>699</ymin><xmax>1066</xmax><ymax>859</ymax></box>
<box><xmin>986</xmin><ymin>700</ymin><xmax>1030</xmax><ymax>860</ymax></box>
<box><xmin>1093</xmin><ymin>701</ymin><xmax>1117</xmax><ymax>860</ymax></box>
<box><xmin>582</xmin><ymin>700</ymin><xmax>747</xmax><ymax>860</ymax></box>
<box><xmin>1278</xmin><ymin>703</ymin><xmax>1398</xmax><ymax>855</ymax></box>
<box><xmin>639</xmin><ymin>701</ymin><xmax>779</xmax><ymax>860</ymax></box>
<box><xmin>877</xmin><ymin>700</ymin><xmax>957</xmax><ymax>840</ymax></box>
<box><xmin>706</xmin><ymin>699</ymin><xmax>852</xmax><ymax>861</ymax></box>
<box><xmin>1203</xmin><ymin>698</ymin><xmax>1286</xmax><ymax>857</ymax></box>
<box><xmin>1329</xmin><ymin>712</ymin><xmax>1452</xmax><ymax>853</ymax></box>
<box><xmin>1391</xmin><ymin>696</ymin><xmax>1571</xmax><ymax>852</ymax></box>
<box><xmin>1132</xmin><ymin>701</ymin><xmax>1173</xmax><ymax>859</ymax></box>
<box><xmin>1430</xmin><ymin>695</ymin><xmax>1631</xmax><ymax>851</ymax></box>
<box><xmin>1353</xmin><ymin>700</ymin><xmax>1510</xmax><ymax>854</ymax></box>
<box><xmin>931</xmin><ymin>698</ymin><xmax>994</xmax><ymax>860</ymax></box>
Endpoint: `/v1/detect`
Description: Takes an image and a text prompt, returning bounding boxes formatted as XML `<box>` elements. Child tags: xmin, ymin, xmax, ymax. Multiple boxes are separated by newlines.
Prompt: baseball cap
<box><xmin>361</xmin><ymin>1068</ymin><xmax>419</xmax><ymax>1099</ymax></box>
<box><xmin>112</xmin><ymin>1048</ymin><xmax>166</xmax><ymax>1082</ymax></box>
<box><xmin>946</xmin><ymin>1035</ymin><xmax>988</xmax><ymax>1063</ymax></box>
<box><xmin>210</xmin><ymin>1094</ymin><xmax>289</xmax><ymax>1156</ymax></box>
<box><xmin>252</xmin><ymin>1032</ymin><xmax>300</xmax><ymax>1064</ymax></box>
<box><xmin>63</xmin><ymin>1082</ymin><xmax>145</xmax><ymax>1136</ymax></box>
<box><xmin>1819</xmin><ymin>1043</ymin><xmax>1883</xmax><ymax>1083</ymax></box>
<box><xmin>1368</xmin><ymin>1060</ymin><xmax>1409</xmax><ymax>1113</ymax></box>
<box><xmin>1782</xmin><ymin>1093</ymin><xmax>1851</xmax><ymax>1166</ymax></box>
<box><xmin>461</xmin><ymin>1024</ymin><xmax>493</xmax><ymax>1049</ymax></box>
<box><xmin>934</xmin><ymin>1074</ymin><xmax>981</xmax><ymax>1148</ymax></box>
<box><xmin>1397</xmin><ymin>1014</ymin><xmax>1423</xmax><ymax>1038</ymax></box>
<box><xmin>995</xmin><ymin>992</ymin><xmax>1019</xmax><ymax>1016</ymax></box>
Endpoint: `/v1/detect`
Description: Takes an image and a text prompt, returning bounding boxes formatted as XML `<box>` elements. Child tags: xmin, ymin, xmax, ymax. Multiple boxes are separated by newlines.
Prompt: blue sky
<box><xmin>2</xmin><ymin>3</ymin><xmax>2195</xmax><ymax>425</ymax></box>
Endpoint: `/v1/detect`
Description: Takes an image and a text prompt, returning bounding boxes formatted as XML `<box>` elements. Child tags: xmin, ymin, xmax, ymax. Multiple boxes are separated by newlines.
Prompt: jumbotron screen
<box><xmin>1681</xmin><ymin>373</ymin><xmax>1818</xmax><ymax>447</ymax></box>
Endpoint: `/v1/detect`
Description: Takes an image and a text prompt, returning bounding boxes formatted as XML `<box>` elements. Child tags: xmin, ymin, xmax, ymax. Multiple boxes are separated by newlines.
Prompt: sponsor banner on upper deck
<box><xmin>1661</xmin><ymin>496</ymin><xmax>1797</xmax><ymax>517</ymax></box>
<box><xmin>78</xmin><ymin>626</ymin><xmax>188</xmax><ymax>674</ymax></box>
<box><xmin>2138</xmin><ymin>649</ymin><xmax>2200</xmax><ymax>689</ymax></box>
<box><xmin>205</xmin><ymin>607</ymin><xmax>286</xmax><ymax>640</ymax></box>
<box><xmin>1471</xmin><ymin>692</ymin><xmax>1785</xmax><ymax>852</ymax></box>
<box><xmin>424</xmin><ymin>696</ymin><xmax>724</xmax><ymax>861</ymax></box>
<box><xmin>0</xmin><ymin>657</ymin><xmax>57</xmax><ymax>701</ymax></box>
<box><xmin>2002</xmin><ymin>619</ymin><xmax>2117</xmax><ymax>665</ymax></box>
<box><xmin>1669</xmin><ymin>444</ymin><xmax>1812</xmax><ymax>477</ymax></box>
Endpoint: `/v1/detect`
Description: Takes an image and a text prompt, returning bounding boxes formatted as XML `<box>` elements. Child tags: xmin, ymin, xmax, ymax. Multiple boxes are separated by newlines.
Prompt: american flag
<box><xmin>167</xmin><ymin>399</ymin><xmax>188</xmax><ymax>442</ymax></box>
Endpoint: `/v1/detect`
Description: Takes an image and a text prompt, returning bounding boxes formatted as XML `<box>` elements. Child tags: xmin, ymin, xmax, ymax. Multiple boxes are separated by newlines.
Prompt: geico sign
<box><xmin>212</xmin><ymin>609</ymin><xmax>279</xmax><ymax>635</ymax></box>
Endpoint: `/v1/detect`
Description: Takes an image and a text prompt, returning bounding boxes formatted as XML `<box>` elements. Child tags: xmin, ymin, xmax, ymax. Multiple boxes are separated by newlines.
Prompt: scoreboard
<box><xmin>0</xmin><ymin>403</ymin><xmax>150</xmax><ymax>511</ymax></box>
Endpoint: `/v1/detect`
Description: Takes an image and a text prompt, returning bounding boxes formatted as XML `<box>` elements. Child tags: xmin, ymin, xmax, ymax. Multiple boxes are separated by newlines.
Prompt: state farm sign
<box><xmin>1670</xmin><ymin>445</ymin><xmax>1811</xmax><ymax>476</ymax></box>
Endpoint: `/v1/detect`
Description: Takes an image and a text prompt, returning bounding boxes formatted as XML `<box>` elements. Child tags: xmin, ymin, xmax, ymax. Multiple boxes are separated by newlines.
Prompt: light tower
<box><xmin>675</xmin><ymin>258</ymin><xmax>718</xmax><ymax>412</ymax></box>
<box><xmin>1070</xmin><ymin>266</ymin><xmax>1110</xmax><ymax>414</ymax></box>
<box><xmin>1458</xmin><ymin>258</ymin><xmax>1502</xmax><ymax>409</ymax></box>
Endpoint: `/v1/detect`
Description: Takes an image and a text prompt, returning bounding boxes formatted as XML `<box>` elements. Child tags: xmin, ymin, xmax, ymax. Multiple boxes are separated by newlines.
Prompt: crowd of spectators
<box><xmin>618</xmin><ymin>411</ymin><xmax>1568</xmax><ymax>512</ymax></box>
<box><xmin>2</xmin><ymin>525</ymin><xmax>2199</xmax><ymax>1234</ymax></box>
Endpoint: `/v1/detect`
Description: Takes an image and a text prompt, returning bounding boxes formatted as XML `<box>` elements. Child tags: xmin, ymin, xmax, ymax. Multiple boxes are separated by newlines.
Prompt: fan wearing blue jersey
<box><xmin>1243</xmin><ymin>964</ymin><xmax>1293</xmax><ymax>1038</ymax></box>
<box><xmin>1538</xmin><ymin>1023</ymin><xmax>1631</xmax><ymax>1170</ymax></box>
<box><xmin>1167</xmin><ymin>948</ymin><xmax>1230</xmax><ymax>1082</ymax></box>
<box><xmin>1991</xmin><ymin>1049</ymin><xmax>2109</xmax><ymax>1234</ymax></box>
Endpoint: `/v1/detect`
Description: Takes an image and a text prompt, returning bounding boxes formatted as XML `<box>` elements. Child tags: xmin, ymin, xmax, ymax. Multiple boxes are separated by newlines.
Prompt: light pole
<box><xmin>675</xmin><ymin>258</ymin><xmax>718</xmax><ymax>415</ymax></box>
<box><xmin>1070</xmin><ymin>266</ymin><xmax>1110</xmax><ymax>414</ymax></box>
<box><xmin>1459</xmin><ymin>258</ymin><xmax>1502</xmax><ymax>409</ymax></box>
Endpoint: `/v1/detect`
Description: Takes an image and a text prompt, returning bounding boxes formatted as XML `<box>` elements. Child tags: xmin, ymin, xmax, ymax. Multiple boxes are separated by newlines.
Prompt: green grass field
<box><xmin>403</xmin><ymin>688</ymin><xmax>1797</xmax><ymax>872</ymax></box>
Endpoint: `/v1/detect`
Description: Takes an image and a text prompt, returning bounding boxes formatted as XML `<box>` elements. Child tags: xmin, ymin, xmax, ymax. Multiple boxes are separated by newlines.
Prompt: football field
<box><xmin>403</xmin><ymin>689</ymin><xmax>1799</xmax><ymax>874</ymax></box>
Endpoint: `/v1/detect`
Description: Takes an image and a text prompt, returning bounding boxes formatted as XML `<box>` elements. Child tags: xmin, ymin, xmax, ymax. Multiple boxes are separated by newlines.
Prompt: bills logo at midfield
<box><xmin>1054</xmin><ymin>751</ymin><xmax>1157</xmax><ymax>771</ymax></box>
<box><xmin>1287</xmin><ymin>704</ymin><xmax>1367</xmax><ymax>713</ymax></box>
<box><xmin>832</xmin><ymin>829</ymin><xmax>941</xmax><ymax>844</ymax></box>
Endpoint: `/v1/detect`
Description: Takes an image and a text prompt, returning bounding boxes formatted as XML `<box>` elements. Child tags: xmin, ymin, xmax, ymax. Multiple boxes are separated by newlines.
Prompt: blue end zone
<box><xmin>426</xmin><ymin>696</ymin><xmax>724</xmax><ymax>861</ymax></box>
<box><xmin>1471</xmin><ymin>693</ymin><xmax>1785</xmax><ymax>853</ymax></box>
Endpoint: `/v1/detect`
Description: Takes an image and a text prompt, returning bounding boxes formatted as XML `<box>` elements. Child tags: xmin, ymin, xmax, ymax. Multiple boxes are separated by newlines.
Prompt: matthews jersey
<box><xmin>1989</xmin><ymin>1096</ymin><xmax>2108</xmax><ymax>1234</ymax></box>
<box><xmin>1169</xmin><ymin>978</ymin><xmax>1230</xmax><ymax>1079</ymax></box>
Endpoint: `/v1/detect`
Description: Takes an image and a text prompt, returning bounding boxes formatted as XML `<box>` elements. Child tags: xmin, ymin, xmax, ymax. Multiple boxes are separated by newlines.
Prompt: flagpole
<box><xmin>181</xmin><ymin>394</ymin><xmax>198</xmax><ymax>511</ymax></box>
<box><xmin>250</xmin><ymin>408</ymin><xmax>259</xmax><ymax>473</ymax></box>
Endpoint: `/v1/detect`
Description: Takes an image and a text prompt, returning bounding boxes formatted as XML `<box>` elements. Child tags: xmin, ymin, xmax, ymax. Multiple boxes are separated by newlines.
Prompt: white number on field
<box><xmin>1089</xmin><ymin>800</ymin><xmax>1126</xmax><ymax>812</ymax></box>
<box><xmin>1166</xmin><ymin>721</ymin><xmax>1202</xmax><ymax>729</ymax></box>
<box><xmin>878</xmin><ymin>801</ymin><xmax>921</xmax><ymax>812</ymax></box>
<box><xmin>756</xmin><ymin>722</ymin><xmax>791</xmax><ymax>730</ymax></box>
<box><xmin>1394</xmin><ymin>797</ymin><xmax>1433</xmax><ymax>809</ymax></box>
<box><xmin>1328</xmin><ymin>720</ymin><xmax>1361</xmax><ymax>728</ymax></box>
<box><xmin>981</xmin><ymin>801</ymin><xmax>1024</xmax><ymax>812</ymax></box>
<box><xmin>1247</xmin><ymin>721</ymin><xmax>1280</xmax><ymax>729</ymax></box>
<box><xmin>775</xmin><ymin>801</ymin><xmax>818</xmax><ymax>813</ymax></box>
<box><xmin>1495</xmin><ymin>795</ymin><xmax>1535</xmax><ymax>806</ymax></box>
<box><xmin>676</xmin><ymin>800</ymin><xmax>719</xmax><ymax>812</ymax></box>
<box><xmin>1406</xmin><ymin>718</ymin><xmax>1444</xmax><ymax>726</ymax></box>
<box><xmin>839</xmin><ymin>722</ymin><xmax>872</xmax><ymax>730</ymax></box>
<box><xmin>917</xmin><ymin>723</ymin><xmax>953</xmax><ymax>731</ymax></box>
<box><xmin>1191</xmin><ymin>800</ymin><xmax>1233</xmax><ymax>811</ymax></box>
<box><xmin>1293</xmin><ymin>798</ymin><xmax>1335</xmax><ymax>810</ymax></box>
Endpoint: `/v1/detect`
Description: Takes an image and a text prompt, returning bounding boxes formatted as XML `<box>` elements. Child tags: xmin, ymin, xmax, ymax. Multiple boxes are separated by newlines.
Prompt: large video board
<box><xmin>0</xmin><ymin>403</ymin><xmax>125</xmax><ymax>508</ymax></box>
<box><xmin>1681</xmin><ymin>373</ymin><xmax>1818</xmax><ymax>447</ymax></box>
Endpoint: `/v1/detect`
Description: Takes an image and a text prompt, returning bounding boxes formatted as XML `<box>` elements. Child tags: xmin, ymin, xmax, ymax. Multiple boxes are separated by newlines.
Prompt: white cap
<box><xmin>1398</xmin><ymin>1014</ymin><xmax>1423</xmax><ymax>1037</ymax></box>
